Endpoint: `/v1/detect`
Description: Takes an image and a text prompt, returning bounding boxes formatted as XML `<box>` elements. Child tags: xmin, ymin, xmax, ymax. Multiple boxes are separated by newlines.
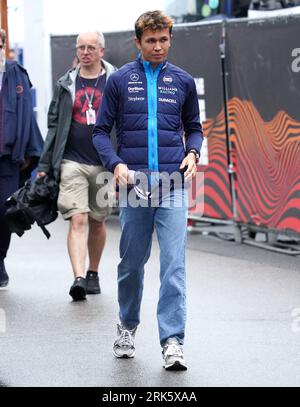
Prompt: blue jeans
<box><xmin>118</xmin><ymin>189</ymin><xmax>188</xmax><ymax>346</ymax></box>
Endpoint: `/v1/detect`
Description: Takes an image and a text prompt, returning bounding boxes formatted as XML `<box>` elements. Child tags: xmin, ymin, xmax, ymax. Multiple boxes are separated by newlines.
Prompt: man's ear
<box><xmin>134</xmin><ymin>37</ymin><xmax>141</xmax><ymax>51</ymax></box>
<box><xmin>99</xmin><ymin>48</ymin><xmax>105</xmax><ymax>58</ymax></box>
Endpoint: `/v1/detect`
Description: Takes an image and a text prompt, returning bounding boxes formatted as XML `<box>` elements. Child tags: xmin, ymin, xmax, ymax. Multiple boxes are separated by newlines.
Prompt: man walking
<box><xmin>38</xmin><ymin>31</ymin><xmax>116</xmax><ymax>301</ymax></box>
<box><xmin>93</xmin><ymin>11</ymin><xmax>203</xmax><ymax>370</ymax></box>
<box><xmin>0</xmin><ymin>29</ymin><xmax>43</xmax><ymax>287</ymax></box>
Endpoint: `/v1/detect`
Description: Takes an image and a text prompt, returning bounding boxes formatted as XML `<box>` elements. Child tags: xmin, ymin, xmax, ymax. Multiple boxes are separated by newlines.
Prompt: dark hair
<box><xmin>135</xmin><ymin>10</ymin><xmax>174</xmax><ymax>41</ymax></box>
<box><xmin>0</xmin><ymin>29</ymin><xmax>6</xmax><ymax>45</ymax></box>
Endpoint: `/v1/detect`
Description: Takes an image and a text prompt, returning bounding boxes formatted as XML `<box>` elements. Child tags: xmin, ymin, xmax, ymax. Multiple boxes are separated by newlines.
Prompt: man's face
<box><xmin>135</xmin><ymin>28</ymin><xmax>171</xmax><ymax>68</ymax></box>
<box><xmin>76</xmin><ymin>33</ymin><xmax>104</xmax><ymax>68</ymax></box>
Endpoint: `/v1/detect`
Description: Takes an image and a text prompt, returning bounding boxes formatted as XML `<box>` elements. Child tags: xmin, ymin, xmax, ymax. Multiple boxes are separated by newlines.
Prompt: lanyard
<box><xmin>78</xmin><ymin>69</ymin><xmax>102</xmax><ymax>109</ymax></box>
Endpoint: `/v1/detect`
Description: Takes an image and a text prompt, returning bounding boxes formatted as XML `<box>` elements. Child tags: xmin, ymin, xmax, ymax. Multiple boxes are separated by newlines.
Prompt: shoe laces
<box><xmin>118</xmin><ymin>327</ymin><xmax>134</xmax><ymax>348</ymax></box>
<box><xmin>164</xmin><ymin>343</ymin><xmax>183</xmax><ymax>358</ymax></box>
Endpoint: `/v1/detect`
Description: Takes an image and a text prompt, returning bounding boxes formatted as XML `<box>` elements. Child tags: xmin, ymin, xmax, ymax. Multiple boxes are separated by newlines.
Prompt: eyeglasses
<box><xmin>127</xmin><ymin>169</ymin><xmax>187</xmax><ymax>205</ymax></box>
<box><xmin>128</xmin><ymin>170</ymin><xmax>163</xmax><ymax>200</ymax></box>
<box><xmin>76</xmin><ymin>45</ymin><xmax>98</xmax><ymax>53</ymax></box>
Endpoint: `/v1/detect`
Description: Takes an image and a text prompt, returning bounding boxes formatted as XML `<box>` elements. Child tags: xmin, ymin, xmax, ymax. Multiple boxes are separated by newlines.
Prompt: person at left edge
<box><xmin>0</xmin><ymin>29</ymin><xmax>44</xmax><ymax>288</ymax></box>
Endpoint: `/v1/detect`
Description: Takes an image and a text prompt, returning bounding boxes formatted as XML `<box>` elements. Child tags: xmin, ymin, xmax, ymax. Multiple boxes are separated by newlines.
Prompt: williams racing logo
<box><xmin>163</xmin><ymin>76</ymin><xmax>173</xmax><ymax>85</ymax></box>
<box><xmin>159</xmin><ymin>86</ymin><xmax>178</xmax><ymax>96</ymax></box>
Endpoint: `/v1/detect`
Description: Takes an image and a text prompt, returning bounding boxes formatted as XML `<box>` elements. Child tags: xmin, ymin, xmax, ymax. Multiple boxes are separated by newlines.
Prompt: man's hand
<box><xmin>114</xmin><ymin>164</ymin><xmax>129</xmax><ymax>186</ymax></box>
<box><xmin>37</xmin><ymin>172</ymin><xmax>47</xmax><ymax>179</ymax></box>
<box><xmin>180</xmin><ymin>153</ymin><xmax>197</xmax><ymax>181</ymax></box>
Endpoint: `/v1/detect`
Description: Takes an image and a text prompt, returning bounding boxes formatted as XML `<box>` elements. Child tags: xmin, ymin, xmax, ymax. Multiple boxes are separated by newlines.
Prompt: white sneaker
<box><xmin>162</xmin><ymin>338</ymin><xmax>188</xmax><ymax>371</ymax></box>
<box><xmin>113</xmin><ymin>324</ymin><xmax>137</xmax><ymax>358</ymax></box>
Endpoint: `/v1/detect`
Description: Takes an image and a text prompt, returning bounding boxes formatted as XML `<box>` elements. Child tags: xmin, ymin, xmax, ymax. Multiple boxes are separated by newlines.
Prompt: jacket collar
<box><xmin>4</xmin><ymin>60</ymin><xmax>28</xmax><ymax>76</ymax></box>
<box><xmin>58</xmin><ymin>59</ymin><xmax>116</xmax><ymax>102</ymax></box>
<box><xmin>136</xmin><ymin>55</ymin><xmax>168</xmax><ymax>72</ymax></box>
<box><xmin>60</xmin><ymin>59</ymin><xmax>116</xmax><ymax>88</ymax></box>
<box><xmin>2</xmin><ymin>60</ymin><xmax>32</xmax><ymax>87</ymax></box>
<box><xmin>5</xmin><ymin>60</ymin><xmax>18</xmax><ymax>73</ymax></box>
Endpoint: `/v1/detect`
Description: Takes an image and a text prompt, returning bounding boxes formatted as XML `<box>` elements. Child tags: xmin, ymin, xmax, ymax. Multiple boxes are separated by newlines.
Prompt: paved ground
<box><xmin>0</xmin><ymin>216</ymin><xmax>300</xmax><ymax>387</ymax></box>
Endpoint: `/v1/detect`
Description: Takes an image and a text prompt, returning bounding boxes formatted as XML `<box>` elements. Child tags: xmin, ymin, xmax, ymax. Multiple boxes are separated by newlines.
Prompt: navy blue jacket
<box><xmin>0</xmin><ymin>61</ymin><xmax>43</xmax><ymax>164</ymax></box>
<box><xmin>93</xmin><ymin>57</ymin><xmax>203</xmax><ymax>174</ymax></box>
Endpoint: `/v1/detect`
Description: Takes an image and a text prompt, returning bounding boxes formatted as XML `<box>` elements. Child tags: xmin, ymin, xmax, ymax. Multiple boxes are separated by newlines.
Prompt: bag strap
<box><xmin>34</xmin><ymin>216</ymin><xmax>51</xmax><ymax>240</ymax></box>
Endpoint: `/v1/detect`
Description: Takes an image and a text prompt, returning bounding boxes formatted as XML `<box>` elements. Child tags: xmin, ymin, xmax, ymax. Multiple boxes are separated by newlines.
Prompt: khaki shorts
<box><xmin>58</xmin><ymin>160</ymin><xmax>114</xmax><ymax>222</ymax></box>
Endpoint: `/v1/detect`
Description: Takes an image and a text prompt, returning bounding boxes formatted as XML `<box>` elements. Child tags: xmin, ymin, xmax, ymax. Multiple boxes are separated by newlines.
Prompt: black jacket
<box><xmin>4</xmin><ymin>175</ymin><xmax>59</xmax><ymax>239</ymax></box>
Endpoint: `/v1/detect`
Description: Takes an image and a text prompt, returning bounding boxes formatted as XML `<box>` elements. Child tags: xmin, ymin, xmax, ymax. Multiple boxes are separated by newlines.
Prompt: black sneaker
<box><xmin>0</xmin><ymin>260</ymin><xmax>9</xmax><ymax>288</ymax></box>
<box><xmin>69</xmin><ymin>277</ymin><xmax>87</xmax><ymax>301</ymax></box>
<box><xmin>86</xmin><ymin>271</ymin><xmax>101</xmax><ymax>295</ymax></box>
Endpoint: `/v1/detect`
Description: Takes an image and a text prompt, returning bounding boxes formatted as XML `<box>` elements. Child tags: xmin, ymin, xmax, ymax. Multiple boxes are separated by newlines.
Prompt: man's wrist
<box><xmin>187</xmin><ymin>149</ymin><xmax>200</xmax><ymax>163</ymax></box>
<box><xmin>112</xmin><ymin>161</ymin><xmax>125</xmax><ymax>172</ymax></box>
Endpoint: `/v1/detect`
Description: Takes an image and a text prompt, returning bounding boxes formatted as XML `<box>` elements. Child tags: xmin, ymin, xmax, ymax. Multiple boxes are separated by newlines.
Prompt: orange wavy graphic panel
<box><xmin>190</xmin><ymin>110</ymin><xmax>233</xmax><ymax>220</ymax></box>
<box><xmin>191</xmin><ymin>98</ymin><xmax>300</xmax><ymax>234</ymax></box>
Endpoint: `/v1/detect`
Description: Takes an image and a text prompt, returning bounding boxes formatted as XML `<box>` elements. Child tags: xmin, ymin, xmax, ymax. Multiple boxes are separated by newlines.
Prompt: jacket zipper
<box><xmin>144</xmin><ymin>62</ymin><xmax>162</xmax><ymax>172</ymax></box>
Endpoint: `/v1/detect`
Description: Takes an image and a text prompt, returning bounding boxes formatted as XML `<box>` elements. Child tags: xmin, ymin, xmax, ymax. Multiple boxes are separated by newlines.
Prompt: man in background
<box><xmin>38</xmin><ymin>31</ymin><xmax>116</xmax><ymax>301</ymax></box>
